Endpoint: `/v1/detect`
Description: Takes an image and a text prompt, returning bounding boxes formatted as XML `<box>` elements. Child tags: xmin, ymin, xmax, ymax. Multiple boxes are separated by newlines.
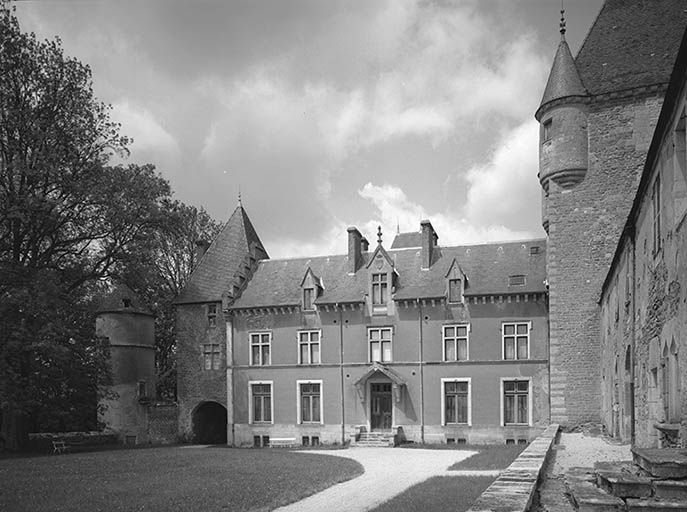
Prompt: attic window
<box><xmin>122</xmin><ymin>298</ymin><xmax>131</xmax><ymax>308</ymax></box>
<box><xmin>543</xmin><ymin>119</ymin><xmax>552</xmax><ymax>142</ymax></box>
<box><xmin>530</xmin><ymin>246</ymin><xmax>540</xmax><ymax>255</ymax></box>
<box><xmin>448</xmin><ymin>279</ymin><xmax>463</xmax><ymax>303</ymax></box>
<box><xmin>509</xmin><ymin>275</ymin><xmax>526</xmax><ymax>286</ymax></box>
<box><xmin>303</xmin><ymin>288</ymin><xmax>315</xmax><ymax>311</ymax></box>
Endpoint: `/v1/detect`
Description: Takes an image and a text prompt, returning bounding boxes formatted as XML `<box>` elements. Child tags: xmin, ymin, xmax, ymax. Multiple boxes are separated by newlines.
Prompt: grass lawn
<box><xmin>0</xmin><ymin>445</ymin><xmax>363</xmax><ymax>512</ymax></box>
<box><xmin>370</xmin><ymin>476</ymin><xmax>495</xmax><ymax>512</ymax></box>
<box><xmin>448</xmin><ymin>443</ymin><xmax>525</xmax><ymax>470</ymax></box>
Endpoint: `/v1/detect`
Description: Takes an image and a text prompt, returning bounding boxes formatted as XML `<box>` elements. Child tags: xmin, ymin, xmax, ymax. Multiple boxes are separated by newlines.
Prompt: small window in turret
<box><xmin>543</xmin><ymin>119</ymin><xmax>552</xmax><ymax>142</ymax></box>
<box><xmin>207</xmin><ymin>303</ymin><xmax>218</xmax><ymax>327</ymax></box>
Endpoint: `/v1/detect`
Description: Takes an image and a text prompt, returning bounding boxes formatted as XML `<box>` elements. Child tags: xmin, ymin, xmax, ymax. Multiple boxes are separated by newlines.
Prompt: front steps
<box><xmin>565</xmin><ymin>449</ymin><xmax>687</xmax><ymax>511</ymax></box>
<box><xmin>354</xmin><ymin>431</ymin><xmax>395</xmax><ymax>447</ymax></box>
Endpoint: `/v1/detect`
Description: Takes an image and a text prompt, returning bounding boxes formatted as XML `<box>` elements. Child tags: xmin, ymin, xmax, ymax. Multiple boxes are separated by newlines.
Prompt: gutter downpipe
<box><xmin>417</xmin><ymin>298</ymin><xmax>425</xmax><ymax>444</ymax></box>
<box><xmin>337</xmin><ymin>303</ymin><xmax>346</xmax><ymax>444</ymax></box>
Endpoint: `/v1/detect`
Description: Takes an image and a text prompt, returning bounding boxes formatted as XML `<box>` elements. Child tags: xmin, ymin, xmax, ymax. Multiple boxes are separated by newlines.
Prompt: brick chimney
<box><xmin>420</xmin><ymin>220</ymin><xmax>437</xmax><ymax>270</ymax></box>
<box><xmin>347</xmin><ymin>227</ymin><xmax>363</xmax><ymax>274</ymax></box>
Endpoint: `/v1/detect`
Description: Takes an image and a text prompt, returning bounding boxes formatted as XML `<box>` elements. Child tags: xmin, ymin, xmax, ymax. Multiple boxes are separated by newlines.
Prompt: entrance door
<box><xmin>370</xmin><ymin>383</ymin><xmax>392</xmax><ymax>431</ymax></box>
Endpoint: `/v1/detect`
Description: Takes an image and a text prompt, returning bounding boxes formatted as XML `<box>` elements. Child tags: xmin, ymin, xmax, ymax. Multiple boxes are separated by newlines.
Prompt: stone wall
<box><xmin>547</xmin><ymin>92</ymin><xmax>665</xmax><ymax>426</ymax></box>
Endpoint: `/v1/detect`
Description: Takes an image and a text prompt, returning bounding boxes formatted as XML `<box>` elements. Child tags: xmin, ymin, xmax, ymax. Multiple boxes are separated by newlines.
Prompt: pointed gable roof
<box><xmin>538</xmin><ymin>36</ymin><xmax>587</xmax><ymax>116</ymax></box>
<box><xmin>175</xmin><ymin>205</ymin><xmax>267</xmax><ymax>304</ymax></box>
<box><xmin>574</xmin><ymin>0</ymin><xmax>687</xmax><ymax>96</ymax></box>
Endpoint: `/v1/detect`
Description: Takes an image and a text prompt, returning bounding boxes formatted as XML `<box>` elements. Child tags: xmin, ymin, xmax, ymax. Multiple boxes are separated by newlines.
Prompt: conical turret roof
<box><xmin>175</xmin><ymin>205</ymin><xmax>267</xmax><ymax>304</ymax></box>
<box><xmin>96</xmin><ymin>282</ymin><xmax>153</xmax><ymax>316</ymax></box>
<box><xmin>537</xmin><ymin>36</ymin><xmax>587</xmax><ymax>119</ymax></box>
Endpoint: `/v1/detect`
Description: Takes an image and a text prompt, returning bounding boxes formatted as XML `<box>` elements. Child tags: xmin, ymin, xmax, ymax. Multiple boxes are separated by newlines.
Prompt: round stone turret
<box><xmin>96</xmin><ymin>284</ymin><xmax>155</xmax><ymax>444</ymax></box>
<box><xmin>536</xmin><ymin>29</ymin><xmax>589</xmax><ymax>195</ymax></box>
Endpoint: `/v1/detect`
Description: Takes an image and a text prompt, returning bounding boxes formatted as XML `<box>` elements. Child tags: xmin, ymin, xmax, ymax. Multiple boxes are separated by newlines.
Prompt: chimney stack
<box><xmin>195</xmin><ymin>240</ymin><xmax>210</xmax><ymax>266</ymax></box>
<box><xmin>347</xmin><ymin>227</ymin><xmax>363</xmax><ymax>274</ymax></box>
<box><xmin>361</xmin><ymin>237</ymin><xmax>369</xmax><ymax>252</ymax></box>
<box><xmin>420</xmin><ymin>220</ymin><xmax>437</xmax><ymax>270</ymax></box>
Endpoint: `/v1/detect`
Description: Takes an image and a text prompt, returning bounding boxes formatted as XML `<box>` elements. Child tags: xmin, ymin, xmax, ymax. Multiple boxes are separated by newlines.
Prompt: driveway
<box><xmin>275</xmin><ymin>447</ymin><xmax>498</xmax><ymax>512</ymax></box>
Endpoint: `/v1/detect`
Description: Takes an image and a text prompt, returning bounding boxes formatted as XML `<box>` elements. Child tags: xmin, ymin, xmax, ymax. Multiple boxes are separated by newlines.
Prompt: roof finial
<box><xmin>377</xmin><ymin>225</ymin><xmax>383</xmax><ymax>245</ymax></box>
<box><xmin>238</xmin><ymin>185</ymin><xmax>242</xmax><ymax>207</ymax></box>
<box><xmin>559</xmin><ymin>1</ymin><xmax>566</xmax><ymax>39</ymax></box>
<box><xmin>396</xmin><ymin>218</ymin><xmax>400</xmax><ymax>235</ymax></box>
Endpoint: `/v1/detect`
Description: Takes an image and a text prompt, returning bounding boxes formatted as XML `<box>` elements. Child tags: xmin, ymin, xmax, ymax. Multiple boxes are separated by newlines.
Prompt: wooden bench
<box><xmin>269</xmin><ymin>437</ymin><xmax>297</xmax><ymax>448</ymax></box>
<box><xmin>52</xmin><ymin>440</ymin><xmax>68</xmax><ymax>454</ymax></box>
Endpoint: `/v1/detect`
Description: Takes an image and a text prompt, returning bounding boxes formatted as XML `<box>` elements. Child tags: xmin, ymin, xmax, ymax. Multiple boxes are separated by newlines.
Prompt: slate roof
<box><xmin>391</xmin><ymin>232</ymin><xmax>422</xmax><ymax>249</ymax></box>
<box><xmin>538</xmin><ymin>36</ymin><xmax>587</xmax><ymax>115</ymax></box>
<box><xmin>574</xmin><ymin>0</ymin><xmax>687</xmax><ymax>96</ymax></box>
<box><xmin>175</xmin><ymin>205</ymin><xmax>267</xmax><ymax>304</ymax></box>
<box><xmin>230</xmin><ymin>239</ymin><xmax>547</xmax><ymax>309</ymax></box>
<box><xmin>96</xmin><ymin>283</ymin><xmax>152</xmax><ymax>315</ymax></box>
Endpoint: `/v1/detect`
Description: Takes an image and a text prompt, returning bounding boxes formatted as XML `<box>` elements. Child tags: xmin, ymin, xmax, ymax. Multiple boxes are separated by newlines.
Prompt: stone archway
<box><xmin>192</xmin><ymin>401</ymin><xmax>227</xmax><ymax>444</ymax></box>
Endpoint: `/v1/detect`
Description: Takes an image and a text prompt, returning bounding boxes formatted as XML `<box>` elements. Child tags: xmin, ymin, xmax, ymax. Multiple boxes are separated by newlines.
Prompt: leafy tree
<box><xmin>0</xmin><ymin>4</ymin><xmax>172</xmax><ymax>449</ymax></box>
<box><xmin>119</xmin><ymin>201</ymin><xmax>222</xmax><ymax>400</ymax></box>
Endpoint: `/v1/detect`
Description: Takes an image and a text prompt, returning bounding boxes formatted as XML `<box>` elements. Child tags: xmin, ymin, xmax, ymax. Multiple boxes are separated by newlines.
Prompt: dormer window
<box><xmin>303</xmin><ymin>288</ymin><xmax>314</xmax><ymax>311</ymax></box>
<box><xmin>372</xmin><ymin>273</ymin><xmax>388</xmax><ymax>305</ymax></box>
<box><xmin>509</xmin><ymin>275</ymin><xmax>526</xmax><ymax>286</ymax></box>
<box><xmin>207</xmin><ymin>303</ymin><xmax>218</xmax><ymax>327</ymax></box>
<box><xmin>448</xmin><ymin>279</ymin><xmax>463</xmax><ymax>303</ymax></box>
<box><xmin>122</xmin><ymin>298</ymin><xmax>132</xmax><ymax>308</ymax></box>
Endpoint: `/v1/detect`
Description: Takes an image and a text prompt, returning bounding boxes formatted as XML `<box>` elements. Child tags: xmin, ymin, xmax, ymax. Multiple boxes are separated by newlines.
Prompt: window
<box><xmin>298</xmin><ymin>330</ymin><xmax>320</xmax><ymax>364</ymax></box>
<box><xmin>448</xmin><ymin>278</ymin><xmax>463</xmax><ymax>303</ymax></box>
<box><xmin>303</xmin><ymin>288</ymin><xmax>314</xmax><ymax>311</ymax></box>
<box><xmin>137</xmin><ymin>380</ymin><xmax>147</xmax><ymax>399</ymax></box>
<box><xmin>298</xmin><ymin>381</ymin><xmax>322</xmax><ymax>424</ymax></box>
<box><xmin>250</xmin><ymin>382</ymin><xmax>272</xmax><ymax>423</ymax></box>
<box><xmin>503</xmin><ymin>322</ymin><xmax>530</xmax><ymax>360</ymax></box>
<box><xmin>443</xmin><ymin>324</ymin><xmax>469</xmax><ymax>361</ymax></box>
<box><xmin>372</xmin><ymin>273</ymin><xmax>388</xmax><ymax>305</ymax></box>
<box><xmin>509</xmin><ymin>275</ymin><xmax>526</xmax><ymax>286</ymax></box>
<box><xmin>207</xmin><ymin>303</ymin><xmax>218</xmax><ymax>327</ymax></box>
<box><xmin>442</xmin><ymin>378</ymin><xmax>471</xmax><ymax>425</ymax></box>
<box><xmin>543</xmin><ymin>119</ymin><xmax>552</xmax><ymax>141</ymax></box>
<box><xmin>653</xmin><ymin>175</ymin><xmax>661</xmax><ymax>254</ymax></box>
<box><xmin>530</xmin><ymin>246</ymin><xmax>540</xmax><ymax>255</ymax></box>
<box><xmin>369</xmin><ymin>327</ymin><xmax>392</xmax><ymax>362</ymax></box>
<box><xmin>203</xmin><ymin>343</ymin><xmax>221</xmax><ymax>370</ymax></box>
<box><xmin>503</xmin><ymin>380</ymin><xmax>529</xmax><ymax>425</ymax></box>
<box><xmin>250</xmin><ymin>332</ymin><xmax>271</xmax><ymax>366</ymax></box>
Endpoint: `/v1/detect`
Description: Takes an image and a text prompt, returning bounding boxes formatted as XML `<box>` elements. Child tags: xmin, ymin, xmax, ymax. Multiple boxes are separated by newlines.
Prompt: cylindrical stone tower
<box><xmin>96</xmin><ymin>284</ymin><xmax>155</xmax><ymax>445</ymax></box>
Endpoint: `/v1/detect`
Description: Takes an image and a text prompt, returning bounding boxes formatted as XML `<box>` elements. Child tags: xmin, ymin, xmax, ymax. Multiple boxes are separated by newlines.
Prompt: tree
<box><xmin>119</xmin><ymin>201</ymin><xmax>222</xmax><ymax>400</ymax></box>
<box><xmin>0</xmin><ymin>4</ymin><xmax>172</xmax><ymax>449</ymax></box>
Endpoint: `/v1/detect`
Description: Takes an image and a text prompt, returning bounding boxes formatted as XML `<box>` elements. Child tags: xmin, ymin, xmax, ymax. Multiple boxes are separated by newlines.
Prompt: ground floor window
<box><xmin>503</xmin><ymin>380</ymin><xmax>529</xmax><ymax>425</ymax></box>
<box><xmin>298</xmin><ymin>380</ymin><xmax>322</xmax><ymax>423</ymax></box>
<box><xmin>250</xmin><ymin>382</ymin><xmax>272</xmax><ymax>423</ymax></box>
<box><xmin>443</xmin><ymin>378</ymin><xmax>470</xmax><ymax>425</ymax></box>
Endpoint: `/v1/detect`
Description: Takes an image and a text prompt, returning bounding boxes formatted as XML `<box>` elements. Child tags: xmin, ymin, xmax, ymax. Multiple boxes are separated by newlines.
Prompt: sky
<box><xmin>13</xmin><ymin>0</ymin><xmax>605</xmax><ymax>258</ymax></box>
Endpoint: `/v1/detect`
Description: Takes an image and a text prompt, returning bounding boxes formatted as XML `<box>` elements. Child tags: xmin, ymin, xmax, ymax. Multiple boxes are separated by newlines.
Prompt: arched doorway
<box><xmin>192</xmin><ymin>401</ymin><xmax>227</xmax><ymax>444</ymax></box>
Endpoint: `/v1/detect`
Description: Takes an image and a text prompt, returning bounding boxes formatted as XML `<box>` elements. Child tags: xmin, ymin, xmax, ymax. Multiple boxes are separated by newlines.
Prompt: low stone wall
<box><xmin>28</xmin><ymin>431</ymin><xmax>119</xmax><ymax>453</ymax></box>
<box><xmin>467</xmin><ymin>423</ymin><xmax>559</xmax><ymax>512</ymax></box>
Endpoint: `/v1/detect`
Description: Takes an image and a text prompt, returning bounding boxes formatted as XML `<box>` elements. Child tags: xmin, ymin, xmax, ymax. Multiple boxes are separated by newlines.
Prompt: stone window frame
<box><xmin>302</xmin><ymin>287</ymin><xmax>315</xmax><ymax>311</ymax></box>
<box><xmin>442</xmin><ymin>323</ymin><xmax>470</xmax><ymax>361</ymax></box>
<box><xmin>543</xmin><ymin>118</ymin><xmax>552</xmax><ymax>142</ymax></box>
<box><xmin>207</xmin><ymin>303</ymin><xmax>218</xmax><ymax>328</ymax></box>
<box><xmin>368</xmin><ymin>326</ymin><xmax>393</xmax><ymax>363</ymax></box>
<box><xmin>448</xmin><ymin>278</ymin><xmax>463</xmax><ymax>304</ymax></box>
<box><xmin>249</xmin><ymin>380</ymin><xmax>273</xmax><ymax>424</ymax></box>
<box><xmin>202</xmin><ymin>343</ymin><xmax>221</xmax><ymax>370</ymax></box>
<box><xmin>441</xmin><ymin>377</ymin><xmax>472</xmax><ymax>426</ymax></box>
<box><xmin>298</xmin><ymin>329</ymin><xmax>321</xmax><ymax>365</ymax></box>
<box><xmin>371</xmin><ymin>272</ymin><xmax>388</xmax><ymax>306</ymax></box>
<box><xmin>249</xmin><ymin>331</ymin><xmax>272</xmax><ymax>366</ymax></box>
<box><xmin>500</xmin><ymin>377</ymin><xmax>532</xmax><ymax>426</ymax></box>
<box><xmin>502</xmin><ymin>321</ymin><xmax>531</xmax><ymax>360</ymax></box>
<box><xmin>296</xmin><ymin>379</ymin><xmax>323</xmax><ymax>425</ymax></box>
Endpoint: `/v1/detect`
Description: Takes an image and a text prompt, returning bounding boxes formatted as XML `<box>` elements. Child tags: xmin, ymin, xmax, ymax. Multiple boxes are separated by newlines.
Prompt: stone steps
<box><xmin>355</xmin><ymin>431</ymin><xmax>394</xmax><ymax>447</ymax></box>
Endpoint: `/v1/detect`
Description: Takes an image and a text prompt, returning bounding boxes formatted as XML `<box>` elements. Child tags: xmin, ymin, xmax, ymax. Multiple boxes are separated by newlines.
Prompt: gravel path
<box><xmin>274</xmin><ymin>447</ymin><xmax>492</xmax><ymax>512</ymax></box>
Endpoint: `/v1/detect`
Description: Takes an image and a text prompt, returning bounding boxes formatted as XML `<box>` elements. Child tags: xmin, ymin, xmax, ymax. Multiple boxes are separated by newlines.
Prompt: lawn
<box><xmin>0</xmin><ymin>446</ymin><xmax>363</xmax><ymax>512</ymax></box>
<box><xmin>448</xmin><ymin>443</ymin><xmax>525</xmax><ymax>470</ymax></box>
<box><xmin>370</xmin><ymin>476</ymin><xmax>495</xmax><ymax>512</ymax></box>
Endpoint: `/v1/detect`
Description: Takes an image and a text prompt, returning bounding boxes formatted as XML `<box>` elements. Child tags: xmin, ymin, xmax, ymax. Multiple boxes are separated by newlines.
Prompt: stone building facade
<box><xmin>537</xmin><ymin>0</ymin><xmax>687</xmax><ymax>427</ymax></box>
<box><xmin>600</xmin><ymin>28</ymin><xmax>687</xmax><ymax>448</ymax></box>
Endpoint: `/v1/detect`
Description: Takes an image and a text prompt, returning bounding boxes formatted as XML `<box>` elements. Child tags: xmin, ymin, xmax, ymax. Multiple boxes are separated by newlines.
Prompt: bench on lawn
<box><xmin>269</xmin><ymin>437</ymin><xmax>297</xmax><ymax>448</ymax></box>
<box><xmin>52</xmin><ymin>440</ymin><xmax>68</xmax><ymax>454</ymax></box>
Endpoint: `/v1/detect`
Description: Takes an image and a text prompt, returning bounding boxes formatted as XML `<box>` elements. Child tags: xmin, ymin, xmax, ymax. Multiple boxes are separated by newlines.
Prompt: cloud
<box><xmin>464</xmin><ymin>120</ymin><xmax>543</xmax><ymax>233</ymax></box>
<box><xmin>111</xmin><ymin>101</ymin><xmax>180</xmax><ymax>155</ymax></box>
<box><xmin>356</xmin><ymin>182</ymin><xmax>535</xmax><ymax>248</ymax></box>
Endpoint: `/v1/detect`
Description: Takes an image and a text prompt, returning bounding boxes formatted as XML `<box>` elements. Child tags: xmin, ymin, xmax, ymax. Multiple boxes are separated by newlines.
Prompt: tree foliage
<box><xmin>0</xmin><ymin>4</ymin><xmax>173</xmax><ymax>449</ymax></box>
